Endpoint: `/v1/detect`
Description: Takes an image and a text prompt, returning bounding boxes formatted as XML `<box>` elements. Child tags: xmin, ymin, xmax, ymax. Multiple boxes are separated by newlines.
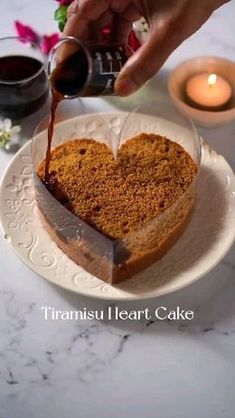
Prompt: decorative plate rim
<box><xmin>0</xmin><ymin>112</ymin><xmax>235</xmax><ymax>301</ymax></box>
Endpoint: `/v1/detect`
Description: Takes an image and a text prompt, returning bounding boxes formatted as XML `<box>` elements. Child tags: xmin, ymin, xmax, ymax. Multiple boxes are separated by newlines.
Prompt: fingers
<box><xmin>91</xmin><ymin>10</ymin><xmax>113</xmax><ymax>41</ymax></box>
<box><xmin>63</xmin><ymin>1</ymin><xmax>90</xmax><ymax>39</ymax></box>
<box><xmin>63</xmin><ymin>0</ymin><xmax>109</xmax><ymax>38</ymax></box>
<box><xmin>110</xmin><ymin>0</ymin><xmax>130</xmax><ymax>14</ymax></box>
<box><xmin>64</xmin><ymin>0</ymin><xmax>140</xmax><ymax>43</ymax></box>
<box><xmin>115</xmin><ymin>22</ymin><xmax>178</xmax><ymax>96</ymax></box>
<box><xmin>112</xmin><ymin>3</ymin><xmax>141</xmax><ymax>46</ymax></box>
<box><xmin>63</xmin><ymin>16</ymin><xmax>90</xmax><ymax>40</ymax></box>
<box><xmin>115</xmin><ymin>0</ymin><xmax>228</xmax><ymax>96</ymax></box>
<box><xmin>112</xmin><ymin>15</ymin><xmax>133</xmax><ymax>46</ymax></box>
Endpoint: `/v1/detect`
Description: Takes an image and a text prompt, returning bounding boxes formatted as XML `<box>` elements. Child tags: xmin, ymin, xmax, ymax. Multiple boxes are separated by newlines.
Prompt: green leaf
<box><xmin>54</xmin><ymin>5</ymin><xmax>68</xmax><ymax>23</ymax></box>
<box><xmin>54</xmin><ymin>5</ymin><xmax>68</xmax><ymax>32</ymax></box>
<box><xmin>58</xmin><ymin>19</ymin><xmax>67</xmax><ymax>32</ymax></box>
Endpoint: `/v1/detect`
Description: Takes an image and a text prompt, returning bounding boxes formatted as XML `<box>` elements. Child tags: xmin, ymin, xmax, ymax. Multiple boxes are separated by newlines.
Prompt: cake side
<box><xmin>38</xmin><ymin>189</ymin><xmax>195</xmax><ymax>284</ymax></box>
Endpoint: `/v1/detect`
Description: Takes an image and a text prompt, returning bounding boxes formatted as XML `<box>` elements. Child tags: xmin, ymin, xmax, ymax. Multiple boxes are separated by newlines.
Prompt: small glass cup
<box><xmin>0</xmin><ymin>36</ymin><xmax>48</xmax><ymax>121</ymax></box>
<box><xmin>47</xmin><ymin>36</ymin><xmax>128</xmax><ymax>98</ymax></box>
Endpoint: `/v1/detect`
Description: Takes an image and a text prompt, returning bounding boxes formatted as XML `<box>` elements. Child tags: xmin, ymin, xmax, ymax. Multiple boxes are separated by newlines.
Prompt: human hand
<box><xmin>64</xmin><ymin>0</ymin><xmax>230</xmax><ymax>96</ymax></box>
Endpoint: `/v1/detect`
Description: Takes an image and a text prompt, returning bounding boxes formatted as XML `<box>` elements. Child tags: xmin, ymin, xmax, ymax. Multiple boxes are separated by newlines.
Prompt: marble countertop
<box><xmin>1</xmin><ymin>1</ymin><xmax>235</xmax><ymax>417</ymax></box>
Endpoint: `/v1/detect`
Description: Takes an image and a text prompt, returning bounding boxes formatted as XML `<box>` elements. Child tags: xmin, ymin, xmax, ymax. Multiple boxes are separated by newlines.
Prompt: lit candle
<box><xmin>186</xmin><ymin>72</ymin><xmax>232</xmax><ymax>110</ymax></box>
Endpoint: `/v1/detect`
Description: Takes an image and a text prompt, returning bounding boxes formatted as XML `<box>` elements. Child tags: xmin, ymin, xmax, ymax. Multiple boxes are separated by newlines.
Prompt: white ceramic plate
<box><xmin>0</xmin><ymin>112</ymin><xmax>235</xmax><ymax>301</ymax></box>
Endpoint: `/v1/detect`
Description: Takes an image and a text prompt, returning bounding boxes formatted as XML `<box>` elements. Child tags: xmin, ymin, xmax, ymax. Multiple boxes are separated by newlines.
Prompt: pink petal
<box><xmin>15</xmin><ymin>20</ymin><xmax>39</xmax><ymax>44</ymax></box>
<box><xmin>128</xmin><ymin>30</ymin><xmax>141</xmax><ymax>53</ymax></box>
<box><xmin>56</xmin><ymin>0</ymin><xmax>73</xmax><ymax>5</ymax></box>
<box><xmin>102</xmin><ymin>26</ymin><xmax>111</xmax><ymax>35</ymax></box>
<box><xmin>102</xmin><ymin>26</ymin><xmax>112</xmax><ymax>41</ymax></box>
<box><xmin>40</xmin><ymin>33</ymin><xmax>61</xmax><ymax>55</ymax></box>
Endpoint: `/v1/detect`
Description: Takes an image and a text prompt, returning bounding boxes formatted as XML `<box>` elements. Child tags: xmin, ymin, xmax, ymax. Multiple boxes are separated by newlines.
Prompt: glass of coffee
<box><xmin>0</xmin><ymin>36</ymin><xmax>49</xmax><ymax>120</ymax></box>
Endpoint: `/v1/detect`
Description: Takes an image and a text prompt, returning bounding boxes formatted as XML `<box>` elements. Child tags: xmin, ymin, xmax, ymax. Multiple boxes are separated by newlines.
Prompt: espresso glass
<box><xmin>48</xmin><ymin>37</ymin><xmax>127</xmax><ymax>98</ymax></box>
<box><xmin>0</xmin><ymin>37</ymin><xmax>49</xmax><ymax>120</ymax></box>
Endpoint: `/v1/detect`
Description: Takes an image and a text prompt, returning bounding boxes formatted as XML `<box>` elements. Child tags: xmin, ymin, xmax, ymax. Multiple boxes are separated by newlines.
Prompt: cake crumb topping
<box><xmin>37</xmin><ymin>133</ymin><xmax>197</xmax><ymax>239</ymax></box>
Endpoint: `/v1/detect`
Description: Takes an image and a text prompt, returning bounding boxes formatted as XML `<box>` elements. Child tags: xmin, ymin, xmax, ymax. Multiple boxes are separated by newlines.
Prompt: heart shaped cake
<box><xmin>36</xmin><ymin>133</ymin><xmax>197</xmax><ymax>284</ymax></box>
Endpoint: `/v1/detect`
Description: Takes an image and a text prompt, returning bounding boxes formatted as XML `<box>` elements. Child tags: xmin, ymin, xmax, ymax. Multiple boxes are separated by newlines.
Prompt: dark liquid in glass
<box><xmin>50</xmin><ymin>49</ymin><xmax>89</xmax><ymax>98</ymax></box>
<box><xmin>0</xmin><ymin>55</ymin><xmax>48</xmax><ymax>120</ymax></box>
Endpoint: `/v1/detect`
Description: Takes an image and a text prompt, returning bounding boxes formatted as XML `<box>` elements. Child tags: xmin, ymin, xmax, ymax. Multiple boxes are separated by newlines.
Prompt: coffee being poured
<box><xmin>44</xmin><ymin>37</ymin><xmax>127</xmax><ymax>183</ymax></box>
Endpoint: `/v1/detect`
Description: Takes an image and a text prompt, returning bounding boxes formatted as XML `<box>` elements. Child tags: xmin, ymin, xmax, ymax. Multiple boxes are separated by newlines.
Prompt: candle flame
<box><xmin>208</xmin><ymin>73</ymin><xmax>217</xmax><ymax>87</ymax></box>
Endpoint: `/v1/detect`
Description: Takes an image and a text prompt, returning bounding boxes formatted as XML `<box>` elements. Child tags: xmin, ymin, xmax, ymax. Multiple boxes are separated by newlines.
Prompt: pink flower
<box><xmin>101</xmin><ymin>26</ymin><xmax>141</xmax><ymax>52</ymax></box>
<box><xmin>15</xmin><ymin>20</ymin><xmax>60</xmax><ymax>56</ymax></box>
<box><xmin>40</xmin><ymin>33</ymin><xmax>61</xmax><ymax>55</ymax></box>
<box><xmin>15</xmin><ymin>20</ymin><xmax>39</xmax><ymax>44</ymax></box>
<box><xmin>101</xmin><ymin>26</ymin><xmax>112</xmax><ymax>41</ymax></box>
<box><xmin>56</xmin><ymin>0</ymin><xmax>73</xmax><ymax>5</ymax></box>
<box><xmin>128</xmin><ymin>30</ymin><xmax>141</xmax><ymax>53</ymax></box>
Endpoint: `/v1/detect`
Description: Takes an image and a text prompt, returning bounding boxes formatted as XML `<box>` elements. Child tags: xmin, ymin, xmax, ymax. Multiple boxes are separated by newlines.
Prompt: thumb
<box><xmin>115</xmin><ymin>24</ymin><xmax>178</xmax><ymax>96</ymax></box>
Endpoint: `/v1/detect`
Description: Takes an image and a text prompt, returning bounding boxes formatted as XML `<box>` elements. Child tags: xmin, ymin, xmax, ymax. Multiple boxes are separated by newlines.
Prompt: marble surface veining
<box><xmin>0</xmin><ymin>1</ymin><xmax>235</xmax><ymax>417</ymax></box>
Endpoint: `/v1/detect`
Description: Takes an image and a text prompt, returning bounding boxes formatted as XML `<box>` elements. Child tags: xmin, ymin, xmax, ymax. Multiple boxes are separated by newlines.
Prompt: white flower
<box><xmin>0</xmin><ymin>118</ymin><xmax>21</xmax><ymax>150</ymax></box>
<box><xmin>133</xmin><ymin>17</ymin><xmax>149</xmax><ymax>43</ymax></box>
<box><xmin>133</xmin><ymin>17</ymin><xmax>149</xmax><ymax>34</ymax></box>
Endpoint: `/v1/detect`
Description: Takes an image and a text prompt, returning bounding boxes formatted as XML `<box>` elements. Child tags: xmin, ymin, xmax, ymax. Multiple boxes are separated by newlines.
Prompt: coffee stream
<box><xmin>44</xmin><ymin>93</ymin><xmax>61</xmax><ymax>184</ymax></box>
<box><xmin>44</xmin><ymin>49</ymin><xmax>89</xmax><ymax>183</ymax></box>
